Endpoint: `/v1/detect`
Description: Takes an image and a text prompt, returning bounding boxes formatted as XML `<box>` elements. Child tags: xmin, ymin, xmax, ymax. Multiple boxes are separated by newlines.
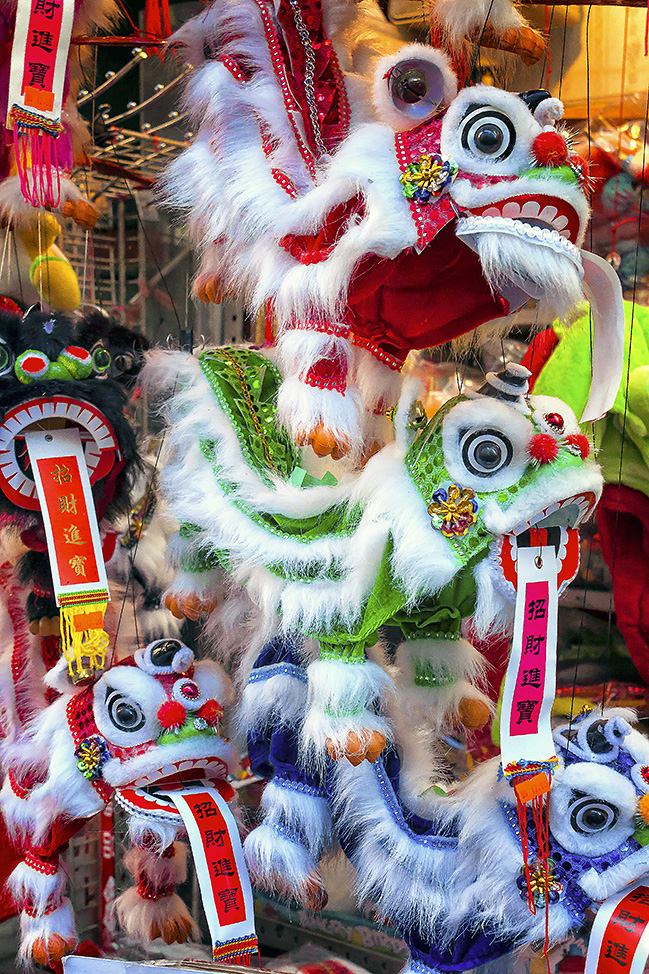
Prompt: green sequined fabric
<box><xmin>199</xmin><ymin>347</ymin><xmax>298</xmax><ymax>484</ymax></box>
<box><xmin>197</xmin><ymin>347</ymin><xmax>362</xmax><ymax>563</ymax></box>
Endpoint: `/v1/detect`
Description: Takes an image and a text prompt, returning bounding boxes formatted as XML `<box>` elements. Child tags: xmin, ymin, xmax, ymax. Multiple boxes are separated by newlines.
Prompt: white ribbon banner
<box><xmin>161</xmin><ymin>786</ymin><xmax>258</xmax><ymax>964</ymax></box>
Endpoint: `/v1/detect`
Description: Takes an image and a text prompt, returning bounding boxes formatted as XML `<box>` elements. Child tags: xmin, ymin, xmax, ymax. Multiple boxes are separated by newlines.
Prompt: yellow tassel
<box><xmin>60</xmin><ymin>600</ymin><xmax>109</xmax><ymax>684</ymax></box>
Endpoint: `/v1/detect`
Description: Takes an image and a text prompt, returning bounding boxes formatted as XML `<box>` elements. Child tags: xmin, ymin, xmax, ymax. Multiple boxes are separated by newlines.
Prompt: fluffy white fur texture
<box><xmin>393</xmin><ymin>637</ymin><xmax>492</xmax><ymax>731</ymax></box>
<box><xmin>437</xmin><ymin>761</ymin><xmax>575</xmax><ymax>949</ymax></box>
<box><xmin>145</xmin><ymin>352</ymin><xmax>458</xmax><ymax>642</ymax></box>
<box><xmin>371</xmin><ymin>45</ymin><xmax>457</xmax><ymax>132</ymax></box>
<box><xmin>469</xmin><ymin>230</ymin><xmax>585</xmax><ymax>322</ymax></box>
<box><xmin>0</xmin><ymin>561</ymin><xmax>48</xmax><ymax>745</ymax></box>
<box><xmin>275</xmin><ymin>329</ymin><xmax>364</xmax><ymax>452</ymax></box>
<box><xmin>163</xmin><ymin>0</ymin><xmax>418</xmax><ymax>328</ymax></box>
<box><xmin>2</xmin><ymin>695</ymin><xmax>101</xmax><ymax>845</ymax></box>
<box><xmin>302</xmin><ymin>658</ymin><xmax>392</xmax><ymax>763</ymax></box>
<box><xmin>332</xmin><ymin>759</ymin><xmax>455</xmax><ymax>940</ymax></box>
<box><xmin>127</xmin><ymin>813</ymin><xmax>181</xmax><ymax>853</ymax></box>
<box><xmin>470</xmin><ymin>556</ymin><xmax>514</xmax><ymax>640</ymax></box>
<box><xmin>106</xmin><ymin>478</ymin><xmax>181</xmax><ymax>646</ymax></box>
<box><xmin>8</xmin><ymin>859</ymin><xmax>67</xmax><ymax>915</ymax></box>
<box><xmin>277</xmin><ymin>328</ymin><xmax>352</xmax><ymax>377</ymax></box>
<box><xmin>352</xmin><ymin>346</ymin><xmax>404</xmax><ymax>421</ymax></box>
<box><xmin>261</xmin><ymin>779</ymin><xmax>333</xmax><ymax>858</ymax></box>
<box><xmin>578</xmin><ymin>846</ymin><xmax>649</xmax><ymax>902</ymax></box>
<box><xmin>430</xmin><ymin>0</ymin><xmax>525</xmax><ymax>41</ymax></box>
<box><xmin>18</xmin><ymin>899</ymin><xmax>76</xmax><ymax>969</ymax></box>
<box><xmin>238</xmin><ymin>669</ymin><xmax>308</xmax><ymax>735</ymax></box>
<box><xmin>122</xmin><ymin>842</ymin><xmax>188</xmax><ymax>888</ymax></box>
<box><xmin>243</xmin><ymin>823</ymin><xmax>322</xmax><ymax>903</ymax></box>
<box><xmin>277</xmin><ymin>379</ymin><xmax>364</xmax><ymax>457</ymax></box>
<box><xmin>114</xmin><ymin>888</ymin><xmax>198</xmax><ymax>944</ymax></box>
<box><xmin>164</xmin><ymin>564</ymin><xmax>224</xmax><ymax>602</ymax></box>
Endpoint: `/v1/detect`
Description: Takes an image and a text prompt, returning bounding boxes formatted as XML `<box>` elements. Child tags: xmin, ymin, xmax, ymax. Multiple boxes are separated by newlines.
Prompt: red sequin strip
<box><xmin>25</xmin><ymin>852</ymin><xmax>59</xmax><ymax>875</ymax></box>
<box><xmin>249</xmin><ymin>0</ymin><xmax>317</xmax><ymax>179</ymax></box>
<box><xmin>271</xmin><ymin>169</ymin><xmax>299</xmax><ymax>198</ymax></box>
<box><xmin>218</xmin><ymin>55</ymin><xmax>246</xmax><ymax>82</ymax></box>
<box><xmin>0</xmin><ymin>562</ymin><xmax>36</xmax><ymax>728</ymax></box>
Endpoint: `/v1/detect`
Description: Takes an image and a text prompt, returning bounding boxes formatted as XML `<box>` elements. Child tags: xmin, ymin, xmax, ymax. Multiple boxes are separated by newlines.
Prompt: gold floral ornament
<box><xmin>428</xmin><ymin>484</ymin><xmax>478</xmax><ymax>538</ymax></box>
<box><xmin>401</xmin><ymin>154</ymin><xmax>458</xmax><ymax>205</ymax></box>
<box><xmin>75</xmin><ymin>736</ymin><xmax>109</xmax><ymax>781</ymax></box>
<box><xmin>516</xmin><ymin>858</ymin><xmax>565</xmax><ymax>907</ymax></box>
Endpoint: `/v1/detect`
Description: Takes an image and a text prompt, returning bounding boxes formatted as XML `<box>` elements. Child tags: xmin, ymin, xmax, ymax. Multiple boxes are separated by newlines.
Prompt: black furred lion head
<box><xmin>0</xmin><ymin>307</ymin><xmax>145</xmax><ymax>531</ymax></box>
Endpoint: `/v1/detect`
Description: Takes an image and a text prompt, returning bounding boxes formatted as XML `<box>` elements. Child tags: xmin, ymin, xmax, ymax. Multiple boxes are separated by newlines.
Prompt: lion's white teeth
<box><xmin>522</xmin><ymin>200</ymin><xmax>541</xmax><ymax>217</ymax></box>
<box><xmin>539</xmin><ymin>205</ymin><xmax>558</xmax><ymax>223</ymax></box>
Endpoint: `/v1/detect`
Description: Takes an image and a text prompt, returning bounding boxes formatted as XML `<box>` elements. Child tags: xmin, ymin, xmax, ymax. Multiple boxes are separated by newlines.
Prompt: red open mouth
<box><xmin>0</xmin><ymin>396</ymin><xmax>118</xmax><ymax>510</ymax></box>
<box><xmin>129</xmin><ymin>756</ymin><xmax>230</xmax><ymax>791</ymax></box>
<box><xmin>468</xmin><ymin>194</ymin><xmax>581</xmax><ymax>244</ymax></box>
<box><xmin>114</xmin><ymin>757</ymin><xmax>232</xmax><ymax>819</ymax></box>
<box><xmin>497</xmin><ymin>492</ymin><xmax>597</xmax><ymax>595</ymax></box>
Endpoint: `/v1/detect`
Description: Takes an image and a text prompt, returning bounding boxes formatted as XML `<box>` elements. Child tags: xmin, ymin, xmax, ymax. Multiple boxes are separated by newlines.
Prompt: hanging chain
<box><xmin>287</xmin><ymin>0</ymin><xmax>328</xmax><ymax>157</ymax></box>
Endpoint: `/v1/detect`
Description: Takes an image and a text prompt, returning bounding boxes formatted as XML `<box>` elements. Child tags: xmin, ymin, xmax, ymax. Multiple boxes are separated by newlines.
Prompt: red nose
<box><xmin>532</xmin><ymin>131</ymin><xmax>569</xmax><ymax>168</ymax></box>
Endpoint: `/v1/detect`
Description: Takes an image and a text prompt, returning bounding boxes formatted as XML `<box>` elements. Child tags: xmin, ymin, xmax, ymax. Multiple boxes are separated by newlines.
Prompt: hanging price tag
<box><xmin>162</xmin><ymin>787</ymin><xmax>258</xmax><ymax>965</ymax></box>
<box><xmin>585</xmin><ymin>881</ymin><xmax>649</xmax><ymax>974</ymax></box>
<box><xmin>501</xmin><ymin>544</ymin><xmax>559</xmax><ymax>788</ymax></box>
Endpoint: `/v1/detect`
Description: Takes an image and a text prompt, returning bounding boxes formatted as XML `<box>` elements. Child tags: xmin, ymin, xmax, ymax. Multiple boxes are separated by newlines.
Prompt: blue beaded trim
<box><xmin>407</xmin><ymin>958</ymin><xmax>443</xmax><ymax>974</ymax></box>
<box><xmin>275</xmin><ymin>776</ymin><xmax>326</xmax><ymax>799</ymax></box>
<box><xmin>373</xmin><ymin>761</ymin><xmax>457</xmax><ymax>850</ymax></box>
<box><xmin>269</xmin><ymin>821</ymin><xmax>304</xmax><ymax>845</ymax></box>
<box><xmin>248</xmin><ymin>662</ymin><xmax>308</xmax><ymax>685</ymax></box>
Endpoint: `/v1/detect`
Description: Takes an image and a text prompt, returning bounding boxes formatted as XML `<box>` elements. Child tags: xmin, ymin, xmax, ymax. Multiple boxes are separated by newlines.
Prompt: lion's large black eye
<box><xmin>106</xmin><ymin>687</ymin><xmax>146</xmax><ymax>732</ymax></box>
<box><xmin>460</xmin><ymin>428</ymin><xmax>513</xmax><ymax>477</ymax></box>
<box><xmin>570</xmin><ymin>796</ymin><xmax>618</xmax><ymax>834</ymax></box>
<box><xmin>461</xmin><ymin>107</ymin><xmax>516</xmax><ymax>161</ymax></box>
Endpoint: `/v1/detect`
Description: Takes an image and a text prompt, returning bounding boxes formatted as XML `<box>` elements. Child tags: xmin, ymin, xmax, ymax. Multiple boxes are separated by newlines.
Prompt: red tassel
<box><xmin>12</xmin><ymin>121</ymin><xmax>61</xmax><ymax>209</ymax></box>
<box><xmin>516</xmin><ymin>776</ymin><xmax>553</xmax><ymax>974</ymax></box>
